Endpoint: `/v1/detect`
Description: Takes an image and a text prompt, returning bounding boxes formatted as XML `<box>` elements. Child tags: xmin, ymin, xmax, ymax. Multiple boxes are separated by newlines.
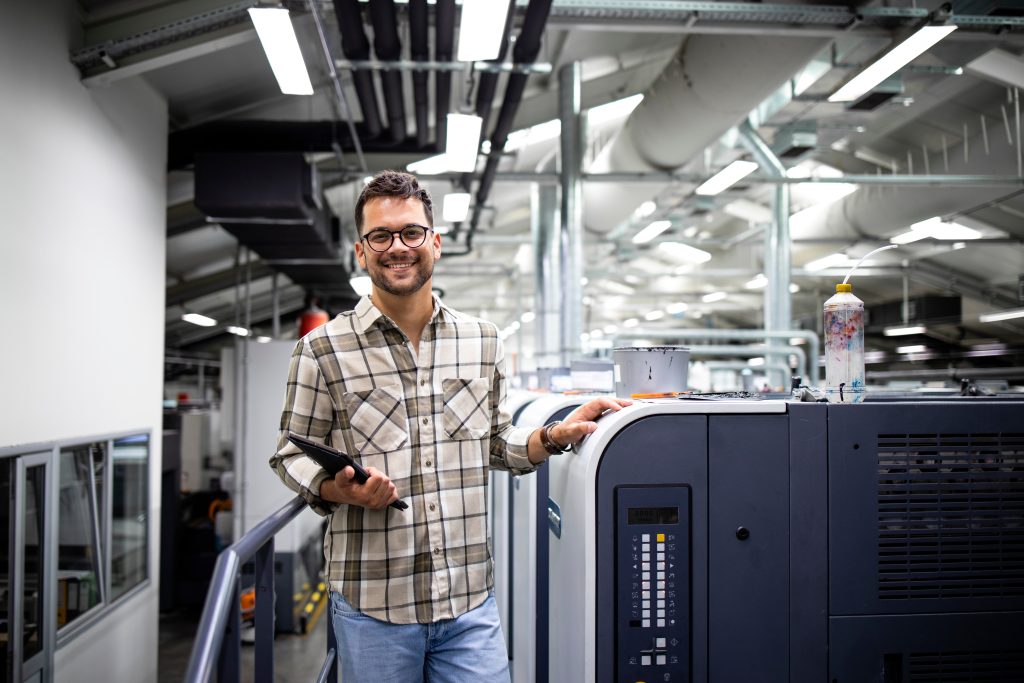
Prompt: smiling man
<box><xmin>269</xmin><ymin>170</ymin><xmax>629</xmax><ymax>682</ymax></box>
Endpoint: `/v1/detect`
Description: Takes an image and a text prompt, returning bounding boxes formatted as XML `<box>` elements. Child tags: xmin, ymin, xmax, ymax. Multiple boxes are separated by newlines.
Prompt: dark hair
<box><xmin>354</xmin><ymin>170</ymin><xmax>433</xmax><ymax>235</ymax></box>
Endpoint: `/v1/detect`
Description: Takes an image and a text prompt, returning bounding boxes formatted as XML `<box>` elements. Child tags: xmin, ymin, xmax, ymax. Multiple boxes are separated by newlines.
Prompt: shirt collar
<box><xmin>353</xmin><ymin>293</ymin><xmax>449</xmax><ymax>335</ymax></box>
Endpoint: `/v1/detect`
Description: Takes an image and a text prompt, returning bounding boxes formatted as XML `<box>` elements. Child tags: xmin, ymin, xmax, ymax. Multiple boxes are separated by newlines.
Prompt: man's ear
<box><xmin>432</xmin><ymin>229</ymin><xmax>441</xmax><ymax>259</ymax></box>
<box><xmin>354</xmin><ymin>239</ymin><xmax>366</xmax><ymax>270</ymax></box>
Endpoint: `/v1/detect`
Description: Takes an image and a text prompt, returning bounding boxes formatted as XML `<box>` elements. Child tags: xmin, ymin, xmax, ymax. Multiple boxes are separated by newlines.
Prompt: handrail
<box><xmin>183</xmin><ymin>495</ymin><xmax>310</xmax><ymax>683</ymax></box>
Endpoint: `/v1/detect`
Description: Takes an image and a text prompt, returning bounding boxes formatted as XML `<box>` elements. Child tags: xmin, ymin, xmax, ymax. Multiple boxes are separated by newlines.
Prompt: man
<box><xmin>270</xmin><ymin>170</ymin><xmax>629</xmax><ymax>682</ymax></box>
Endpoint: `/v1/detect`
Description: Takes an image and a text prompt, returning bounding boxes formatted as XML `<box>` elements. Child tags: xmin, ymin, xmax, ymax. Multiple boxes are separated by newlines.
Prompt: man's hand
<box><xmin>320</xmin><ymin>465</ymin><xmax>398</xmax><ymax>510</ymax></box>
<box><xmin>550</xmin><ymin>396</ymin><xmax>633</xmax><ymax>448</ymax></box>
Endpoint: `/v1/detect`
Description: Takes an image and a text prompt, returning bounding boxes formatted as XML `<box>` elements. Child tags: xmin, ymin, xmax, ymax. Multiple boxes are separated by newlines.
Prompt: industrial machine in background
<box><xmin>549</xmin><ymin>397</ymin><xmax>1024</xmax><ymax>682</ymax></box>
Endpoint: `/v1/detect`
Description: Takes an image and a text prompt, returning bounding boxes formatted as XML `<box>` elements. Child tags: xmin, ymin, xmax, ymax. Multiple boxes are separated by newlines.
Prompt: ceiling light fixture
<box><xmin>891</xmin><ymin>216</ymin><xmax>982</xmax><ymax>244</ymax></box>
<box><xmin>745</xmin><ymin>274</ymin><xmax>768</xmax><ymax>290</ymax></box>
<box><xmin>632</xmin><ymin>220</ymin><xmax>672</xmax><ymax>244</ymax></box>
<box><xmin>658</xmin><ymin>241</ymin><xmax>712</xmax><ymax>264</ymax></box>
<box><xmin>443</xmin><ymin>193</ymin><xmax>471</xmax><ymax>222</ymax></box>
<box><xmin>445</xmin><ymin>113</ymin><xmax>483</xmax><ymax>172</ymax></box>
<box><xmin>644</xmin><ymin>310</ymin><xmax>665</xmax><ymax>321</ymax></box>
<box><xmin>978</xmin><ymin>307</ymin><xmax>1024</xmax><ymax>323</ymax></box>
<box><xmin>457</xmin><ymin>0</ymin><xmax>512</xmax><ymax>61</ymax></box>
<box><xmin>182</xmin><ymin>312</ymin><xmax>217</xmax><ymax>327</ymax></box>
<box><xmin>635</xmin><ymin>200</ymin><xmax>658</xmax><ymax>218</ymax></box>
<box><xmin>896</xmin><ymin>344</ymin><xmax>928</xmax><ymax>354</ymax></box>
<box><xmin>702</xmin><ymin>291</ymin><xmax>728</xmax><ymax>303</ymax></box>
<box><xmin>248</xmin><ymin>8</ymin><xmax>314</xmax><ymax>96</ymax></box>
<box><xmin>695</xmin><ymin>160</ymin><xmax>759</xmax><ymax>196</ymax></box>
<box><xmin>407</xmin><ymin>153</ymin><xmax>451</xmax><ymax>175</ymax></box>
<box><xmin>803</xmin><ymin>253</ymin><xmax>851</xmax><ymax>272</ymax></box>
<box><xmin>623</xmin><ymin>318</ymin><xmax>639</xmax><ymax>328</ymax></box>
<box><xmin>226</xmin><ymin>325</ymin><xmax>251</xmax><ymax>337</ymax></box>
<box><xmin>665</xmin><ymin>302</ymin><xmax>689</xmax><ymax>314</ymax></box>
<box><xmin>883</xmin><ymin>325</ymin><xmax>927</xmax><ymax>336</ymax></box>
<box><xmin>829</xmin><ymin>24</ymin><xmax>958</xmax><ymax>103</ymax></box>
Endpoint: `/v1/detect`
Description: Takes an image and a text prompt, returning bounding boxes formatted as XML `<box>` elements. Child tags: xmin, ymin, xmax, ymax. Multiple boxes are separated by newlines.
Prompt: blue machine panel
<box><xmin>615</xmin><ymin>486</ymin><xmax>690</xmax><ymax>680</ymax></box>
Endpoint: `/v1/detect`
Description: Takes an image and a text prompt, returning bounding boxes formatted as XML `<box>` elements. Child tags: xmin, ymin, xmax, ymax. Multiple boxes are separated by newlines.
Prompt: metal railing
<box><xmin>183</xmin><ymin>495</ymin><xmax>337</xmax><ymax>683</ymax></box>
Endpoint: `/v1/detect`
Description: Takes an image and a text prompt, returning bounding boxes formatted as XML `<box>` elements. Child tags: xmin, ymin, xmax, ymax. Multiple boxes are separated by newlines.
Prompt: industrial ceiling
<box><xmin>71</xmin><ymin>0</ymin><xmax>1024</xmax><ymax>388</ymax></box>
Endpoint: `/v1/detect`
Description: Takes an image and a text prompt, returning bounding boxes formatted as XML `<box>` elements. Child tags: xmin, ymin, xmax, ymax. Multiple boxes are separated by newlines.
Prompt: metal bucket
<box><xmin>612</xmin><ymin>346</ymin><xmax>690</xmax><ymax>397</ymax></box>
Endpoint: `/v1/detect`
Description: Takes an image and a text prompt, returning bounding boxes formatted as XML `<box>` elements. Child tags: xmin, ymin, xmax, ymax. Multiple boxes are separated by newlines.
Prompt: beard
<box><xmin>367</xmin><ymin>254</ymin><xmax>434</xmax><ymax>296</ymax></box>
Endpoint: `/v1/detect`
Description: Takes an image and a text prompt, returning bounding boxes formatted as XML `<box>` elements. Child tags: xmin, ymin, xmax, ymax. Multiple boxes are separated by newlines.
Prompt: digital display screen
<box><xmin>627</xmin><ymin>507</ymin><xmax>679</xmax><ymax>525</ymax></box>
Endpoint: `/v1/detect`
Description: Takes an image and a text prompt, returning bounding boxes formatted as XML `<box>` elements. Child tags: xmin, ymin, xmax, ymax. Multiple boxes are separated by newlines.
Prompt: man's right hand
<box><xmin>320</xmin><ymin>466</ymin><xmax>399</xmax><ymax>510</ymax></box>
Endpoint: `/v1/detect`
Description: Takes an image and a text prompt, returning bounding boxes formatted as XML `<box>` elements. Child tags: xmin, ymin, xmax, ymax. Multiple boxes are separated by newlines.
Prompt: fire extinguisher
<box><xmin>299</xmin><ymin>298</ymin><xmax>329</xmax><ymax>337</ymax></box>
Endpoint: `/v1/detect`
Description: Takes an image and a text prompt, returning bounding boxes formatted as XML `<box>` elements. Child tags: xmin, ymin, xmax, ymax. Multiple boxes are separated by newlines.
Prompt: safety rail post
<box><xmin>254</xmin><ymin>539</ymin><xmax>275</xmax><ymax>682</ymax></box>
<box><xmin>184</xmin><ymin>496</ymin><xmax>333</xmax><ymax>683</ymax></box>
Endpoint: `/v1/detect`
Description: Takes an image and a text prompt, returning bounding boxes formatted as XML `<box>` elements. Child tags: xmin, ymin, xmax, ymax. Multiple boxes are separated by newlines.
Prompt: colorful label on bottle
<box><xmin>824</xmin><ymin>304</ymin><xmax>865</xmax><ymax>403</ymax></box>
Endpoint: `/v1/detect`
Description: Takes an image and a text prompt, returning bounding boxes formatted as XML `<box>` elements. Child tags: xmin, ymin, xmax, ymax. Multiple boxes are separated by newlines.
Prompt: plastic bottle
<box><xmin>822</xmin><ymin>244</ymin><xmax>898</xmax><ymax>404</ymax></box>
<box><xmin>824</xmin><ymin>283</ymin><xmax>865</xmax><ymax>403</ymax></box>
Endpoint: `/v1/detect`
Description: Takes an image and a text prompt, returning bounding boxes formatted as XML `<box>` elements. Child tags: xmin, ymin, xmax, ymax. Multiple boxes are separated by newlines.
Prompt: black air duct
<box><xmin>333</xmin><ymin>0</ymin><xmax>383</xmax><ymax>139</ymax></box>
<box><xmin>434</xmin><ymin>0</ymin><xmax>456</xmax><ymax>148</ymax></box>
<box><xmin>369</xmin><ymin>0</ymin><xmax>406</xmax><ymax>143</ymax></box>
<box><xmin>410</xmin><ymin>0</ymin><xmax>430</xmax><ymax>148</ymax></box>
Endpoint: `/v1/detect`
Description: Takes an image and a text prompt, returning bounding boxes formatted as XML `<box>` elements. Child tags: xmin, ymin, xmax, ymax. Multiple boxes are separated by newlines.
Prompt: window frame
<box><xmin>0</xmin><ymin>428</ymin><xmax>152</xmax><ymax>650</ymax></box>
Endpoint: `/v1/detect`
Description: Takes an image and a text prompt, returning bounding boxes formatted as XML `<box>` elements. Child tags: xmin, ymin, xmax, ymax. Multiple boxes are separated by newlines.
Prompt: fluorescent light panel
<box><xmin>702</xmin><ymin>291</ymin><xmax>728</xmax><ymax>303</ymax></box>
<box><xmin>745</xmin><ymin>274</ymin><xmax>768</xmax><ymax>289</ymax></box>
<box><xmin>182</xmin><ymin>312</ymin><xmax>217</xmax><ymax>327</ymax></box>
<box><xmin>804</xmin><ymin>253</ymin><xmax>850</xmax><ymax>272</ymax></box>
<box><xmin>884</xmin><ymin>325</ymin><xmax>927</xmax><ymax>336</ymax></box>
<box><xmin>979</xmin><ymin>307</ymin><xmax>1024</xmax><ymax>323</ymax></box>
<box><xmin>829</xmin><ymin>25</ymin><xmax>958</xmax><ymax>102</ymax></box>
<box><xmin>457</xmin><ymin>0</ymin><xmax>512</xmax><ymax>61</ymax></box>
<box><xmin>658</xmin><ymin>241</ymin><xmax>712</xmax><ymax>264</ymax></box>
<box><xmin>632</xmin><ymin>220</ymin><xmax>672</xmax><ymax>244</ymax></box>
<box><xmin>891</xmin><ymin>216</ymin><xmax>981</xmax><ymax>244</ymax></box>
<box><xmin>445</xmin><ymin>114</ymin><xmax>483</xmax><ymax>172</ymax></box>
<box><xmin>226</xmin><ymin>325</ymin><xmax>250</xmax><ymax>337</ymax></box>
<box><xmin>896</xmin><ymin>344</ymin><xmax>928</xmax><ymax>354</ymax></box>
<box><xmin>695</xmin><ymin>160</ymin><xmax>758</xmax><ymax>196</ymax></box>
<box><xmin>248</xmin><ymin>8</ymin><xmax>313</xmax><ymax>96</ymax></box>
<box><xmin>443</xmin><ymin>193</ymin><xmax>471</xmax><ymax>222</ymax></box>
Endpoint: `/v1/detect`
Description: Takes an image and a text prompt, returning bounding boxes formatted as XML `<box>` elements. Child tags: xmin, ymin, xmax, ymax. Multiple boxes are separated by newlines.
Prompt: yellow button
<box><xmin>656</xmin><ymin>533</ymin><xmax>665</xmax><ymax>542</ymax></box>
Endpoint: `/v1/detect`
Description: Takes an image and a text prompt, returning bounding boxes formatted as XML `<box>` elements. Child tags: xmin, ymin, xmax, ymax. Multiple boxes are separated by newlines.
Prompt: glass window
<box><xmin>57</xmin><ymin>444</ymin><xmax>105</xmax><ymax>628</ymax></box>
<box><xmin>2</xmin><ymin>459</ymin><xmax>10</xmax><ymax>683</ymax></box>
<box><xmin>110</xmin><ymin>435</ymin><xmax>148</xmax><ymax>600</ymax></box>
<box><xmin>22</xmin><ymin>464</ymin><xmax>46</xmax><ymax>666</ymax></box>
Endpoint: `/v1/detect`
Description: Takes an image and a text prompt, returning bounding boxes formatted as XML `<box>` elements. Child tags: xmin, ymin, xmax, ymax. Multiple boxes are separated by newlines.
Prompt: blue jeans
<box><xmin>330</xmin><ymin>591</ymin><xmax>510</xmax><ymax>683</ymax></box>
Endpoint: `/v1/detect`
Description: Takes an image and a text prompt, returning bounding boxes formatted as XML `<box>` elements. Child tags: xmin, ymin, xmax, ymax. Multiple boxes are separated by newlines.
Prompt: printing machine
<box><xmin>491</xmin><ymin>390</ymin><xmax>541</xmax><ymax>652</ymax></box>
<box><xmin>548</xmin><ymin>397</ymin><xmax>1024</xmax><ymax>682</ymax></box>
<box><xmin>507</xmin><ymin>393</ymin><xmax>592</xmax><ymax>683</ymax></box>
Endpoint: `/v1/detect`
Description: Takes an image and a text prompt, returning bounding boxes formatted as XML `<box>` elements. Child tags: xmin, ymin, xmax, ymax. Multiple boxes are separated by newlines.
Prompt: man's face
<box><xmin>355</xmin><ymin>196</ymin><xmax>441</xmax><ymax>297</ymax></box>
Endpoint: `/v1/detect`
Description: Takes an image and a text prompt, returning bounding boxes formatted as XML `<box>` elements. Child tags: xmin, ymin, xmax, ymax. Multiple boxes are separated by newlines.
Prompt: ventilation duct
<box><xmin>368</xmin><ymin>0</ymin><xmax>406</xmax><ymax>143</ymax></box>
<box><xmin>771</xmin><ymin>123</ymin><xmax>819</xmax><ymax>160</ymax></box>
<box><xmin>194</xmin><ymin>153</ymin><xmax>319</xmax><ymax>221</ymax></box>
<box><xmin>333</xmin><ymin>0</ymin><xmax>383</xmax><ymax>139</ymax></box>
<box><xmin>845</xmin><ymin>74</ymin><xmax>903</xmax><ymax>111</ymax></box>
<box><xmin>585</xmin><ymin>32</ymin><xmax>831</xmax><ymax>233</ymax></box>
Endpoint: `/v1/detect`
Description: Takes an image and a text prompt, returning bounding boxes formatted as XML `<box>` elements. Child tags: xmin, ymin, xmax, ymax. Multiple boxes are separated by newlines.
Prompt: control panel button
<box><xmin>641</xmin><ymin>655</ymin><xmax>651</xmax><ymax>666</ymax></box>
<box><xmin>657</xmin><ymin>655</ymin><xmax>667</xmax><ymax>666</ymax></box>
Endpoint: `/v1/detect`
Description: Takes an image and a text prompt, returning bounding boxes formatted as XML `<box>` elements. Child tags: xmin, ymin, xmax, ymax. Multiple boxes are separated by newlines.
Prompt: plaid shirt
<box><xmin>269</xmin><ymin>295</ymin><xmax>536</xmax><ymax>624</ymax></box>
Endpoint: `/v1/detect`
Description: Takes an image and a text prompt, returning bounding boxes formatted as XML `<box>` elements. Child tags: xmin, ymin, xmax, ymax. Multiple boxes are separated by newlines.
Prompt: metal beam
<box><xmin>335</xmin><ymin>59</ymin><xmax>553</xmax><ymax>74</ymax></box>
<box><xmin>167</xmin><ymin>262</ymin><xmax>274</xmax><ymax>307</ymax></box>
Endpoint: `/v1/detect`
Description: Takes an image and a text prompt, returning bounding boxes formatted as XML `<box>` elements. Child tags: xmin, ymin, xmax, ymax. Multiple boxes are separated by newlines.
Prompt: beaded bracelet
<box><xmin>540</xmin><ymin>420</ymin><xmax>572</xmax><ymax>455</ymax></box>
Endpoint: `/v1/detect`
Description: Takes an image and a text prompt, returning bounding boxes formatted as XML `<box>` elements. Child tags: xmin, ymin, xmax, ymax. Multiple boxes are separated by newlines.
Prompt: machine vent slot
<box><xmin>907</xmin><ymin>650</ymin><xmax>1024</xmax><ymax>681</ymax></box>
<box><xmin>876</xmin><ymin>432</ymin><xmax>1024</xmax><ymax>600</ymax></box>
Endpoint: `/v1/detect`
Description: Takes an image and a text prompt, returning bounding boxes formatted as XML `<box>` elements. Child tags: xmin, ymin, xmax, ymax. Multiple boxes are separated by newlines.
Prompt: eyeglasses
<box><xmin>360</xmin><ymin>225</ymin><xmax>433</xmax><ymax>252</ymax></box>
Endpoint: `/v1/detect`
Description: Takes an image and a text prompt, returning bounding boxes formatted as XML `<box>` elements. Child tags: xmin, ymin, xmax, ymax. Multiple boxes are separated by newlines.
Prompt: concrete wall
<box><xmin>0</xmin><ymin>2</ymin><xmax>168</xmax><ymax>682</ymax></box>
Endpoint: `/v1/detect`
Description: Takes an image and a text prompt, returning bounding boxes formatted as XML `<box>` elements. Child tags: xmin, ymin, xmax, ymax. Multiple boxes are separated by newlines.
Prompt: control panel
<box><xmin>615</xmin><ymin>485</ymin><xmax>690</xmax><ymax>682</ymax></box>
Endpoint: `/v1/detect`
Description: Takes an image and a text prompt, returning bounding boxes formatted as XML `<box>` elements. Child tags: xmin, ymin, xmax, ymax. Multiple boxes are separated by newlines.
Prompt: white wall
<box><xmin>0</xmin><ymin>2</ymin><xmax>167</xmax><ymax>682</ymax></box>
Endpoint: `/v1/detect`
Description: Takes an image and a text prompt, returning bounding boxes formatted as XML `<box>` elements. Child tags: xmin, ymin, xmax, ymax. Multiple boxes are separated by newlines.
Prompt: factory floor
<box><xmin>158</xmin><ymin>604</ymin><xmax>332</xmax><ymax>683</ymax></box>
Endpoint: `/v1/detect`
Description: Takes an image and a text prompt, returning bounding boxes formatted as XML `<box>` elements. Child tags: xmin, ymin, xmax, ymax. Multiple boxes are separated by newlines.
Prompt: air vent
<box><xmin>876</xmin><ymin>432</ymin><xmax>1024</xmax><ymax>601</ymax></box>
<box><xmin>908</xmin><ymin>650</ymin><xmax>1024</xmax><ymax>681</ymax></box>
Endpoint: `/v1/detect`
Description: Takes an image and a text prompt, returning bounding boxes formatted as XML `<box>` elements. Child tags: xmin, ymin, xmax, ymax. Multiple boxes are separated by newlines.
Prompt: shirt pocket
<box><xmin>442</xmin><ymin>377</ymin><xmax>491</xmax><ymax>441</ymax></box>
<box><xmin>341</xmin><ymin>384</ymin><xmax>409</xmax><ymax>454</ymax></box>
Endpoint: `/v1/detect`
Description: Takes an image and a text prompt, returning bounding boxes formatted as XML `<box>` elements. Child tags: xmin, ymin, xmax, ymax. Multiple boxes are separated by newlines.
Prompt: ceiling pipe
<box><xmin>683</xmin><ymin>344</ymin><xmax>808</xmax><ymax>382</ymax></box>
<box><xmin>434</xmin><ymin>0</ymin><xmax>456</xmax><ymax>149</ymax></box>
<box><xmin>467</xmin><ymin>0</ymin><xmax>553</xmax><ymax>234</ymax></box>
<box><xmin>584</xmin><ymin>30</ymin><xmax>831</xmax><ymax>233</ymax></box>
<box><xmin>409</xmin><ymin>0</ymin><xmax>430</xmax><ymax>148</ymax></box>
<box><xmin>332</xmin><ymin>0</ymin><xmax>383</xmax><ymax>139</ymax></box>
<box><xmin>368</xmin><ymin>0</ymin><xmax>406</xmax><ymax>143</ymax></box>
<box><xmin>738</xmin><ymin>119</ymin><xmax>791</xmax><ymax>389</ymax></box>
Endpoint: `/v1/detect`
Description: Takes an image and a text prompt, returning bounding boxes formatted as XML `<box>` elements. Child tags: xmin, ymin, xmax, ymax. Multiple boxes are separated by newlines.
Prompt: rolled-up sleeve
<box><xmin>488</xmin><ymin>336</ymin><xmax>537</xmax><ymax>475</ymax></box>
<box><xmin>269</xmin><ymin>337</ymin><xmax>338</xmax><ymax>516</ymax></box>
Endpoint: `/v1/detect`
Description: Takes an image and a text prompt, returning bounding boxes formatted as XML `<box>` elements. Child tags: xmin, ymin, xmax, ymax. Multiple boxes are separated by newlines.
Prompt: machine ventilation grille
<box><xmin>876</xmin><ymin>432</ymin><xmax>1024</xmax><ymax>600</ymax></box>
<box><xmin>907</xmin><ymin>650</ymin><xmax>1024</xmax><ymax>681</ymax></box>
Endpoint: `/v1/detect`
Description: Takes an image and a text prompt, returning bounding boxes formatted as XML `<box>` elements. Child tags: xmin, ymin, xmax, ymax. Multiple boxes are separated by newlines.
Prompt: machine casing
<box><xmin>548</xmin><ymin>399</ymin><xmax>1024</xmax><ymax>682</ymax></box>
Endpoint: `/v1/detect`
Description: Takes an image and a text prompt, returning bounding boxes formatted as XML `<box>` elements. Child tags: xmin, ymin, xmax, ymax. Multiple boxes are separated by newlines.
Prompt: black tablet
<box><xmin>287</xmin><ymin>433</ymin><xmax>408</xmax><ymax>510</ymax></box>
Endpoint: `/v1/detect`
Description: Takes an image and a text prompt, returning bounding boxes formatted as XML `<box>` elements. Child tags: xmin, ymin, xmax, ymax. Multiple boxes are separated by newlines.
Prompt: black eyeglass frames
<box><xmin>361</xmin><ymin>225</ymin><xmax>433</xmax><ymax>252</ymax></box>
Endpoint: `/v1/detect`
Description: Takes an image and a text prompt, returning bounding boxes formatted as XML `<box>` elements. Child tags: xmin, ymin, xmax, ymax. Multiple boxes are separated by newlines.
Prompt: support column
<box><xmin>559</xmin><ymin>62</ymin><xmax>584</xmax><ymax>365</ymax></box>
<box><xmin>739</xmin><ymin>120</ymin><xmax>791</xmax><ymax>388</ymax></box>
<box><xmin>533</xmin><ymin>183</ymin><xmax>561</xmax><ymax>370</ymax></box>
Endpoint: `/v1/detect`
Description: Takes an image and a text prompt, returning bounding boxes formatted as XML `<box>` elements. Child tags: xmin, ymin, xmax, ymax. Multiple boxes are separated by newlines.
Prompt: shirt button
<box><xmin>425</xmin><ymin>460</ymin><xmax>432</xmax><ymax>467</ymax></box>
<box><xmin>420</xmin><ymin>378</ymin><xmax>427</xmax><ymax>386</ymax></box>
<box><xmin>422</xmin><ymin>417</ymin><xmax>428</xmax><ymax>425</ymax></box>
<box><xmin>434</xmin><ymin>548</ymin><xmax>441</xmax><ymax>556</ymax></box>
<box><xmin>429</xmin><ymin>503</ymin><xmax>436</xmax><ymax>511</ymax></box>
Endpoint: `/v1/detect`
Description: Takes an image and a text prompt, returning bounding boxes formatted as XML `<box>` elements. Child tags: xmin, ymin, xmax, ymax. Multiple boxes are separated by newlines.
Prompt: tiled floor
<box><xmin>158</xmin><ymin>604</ymin><xmax>332</xmax><ymax>683</ymax></box>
